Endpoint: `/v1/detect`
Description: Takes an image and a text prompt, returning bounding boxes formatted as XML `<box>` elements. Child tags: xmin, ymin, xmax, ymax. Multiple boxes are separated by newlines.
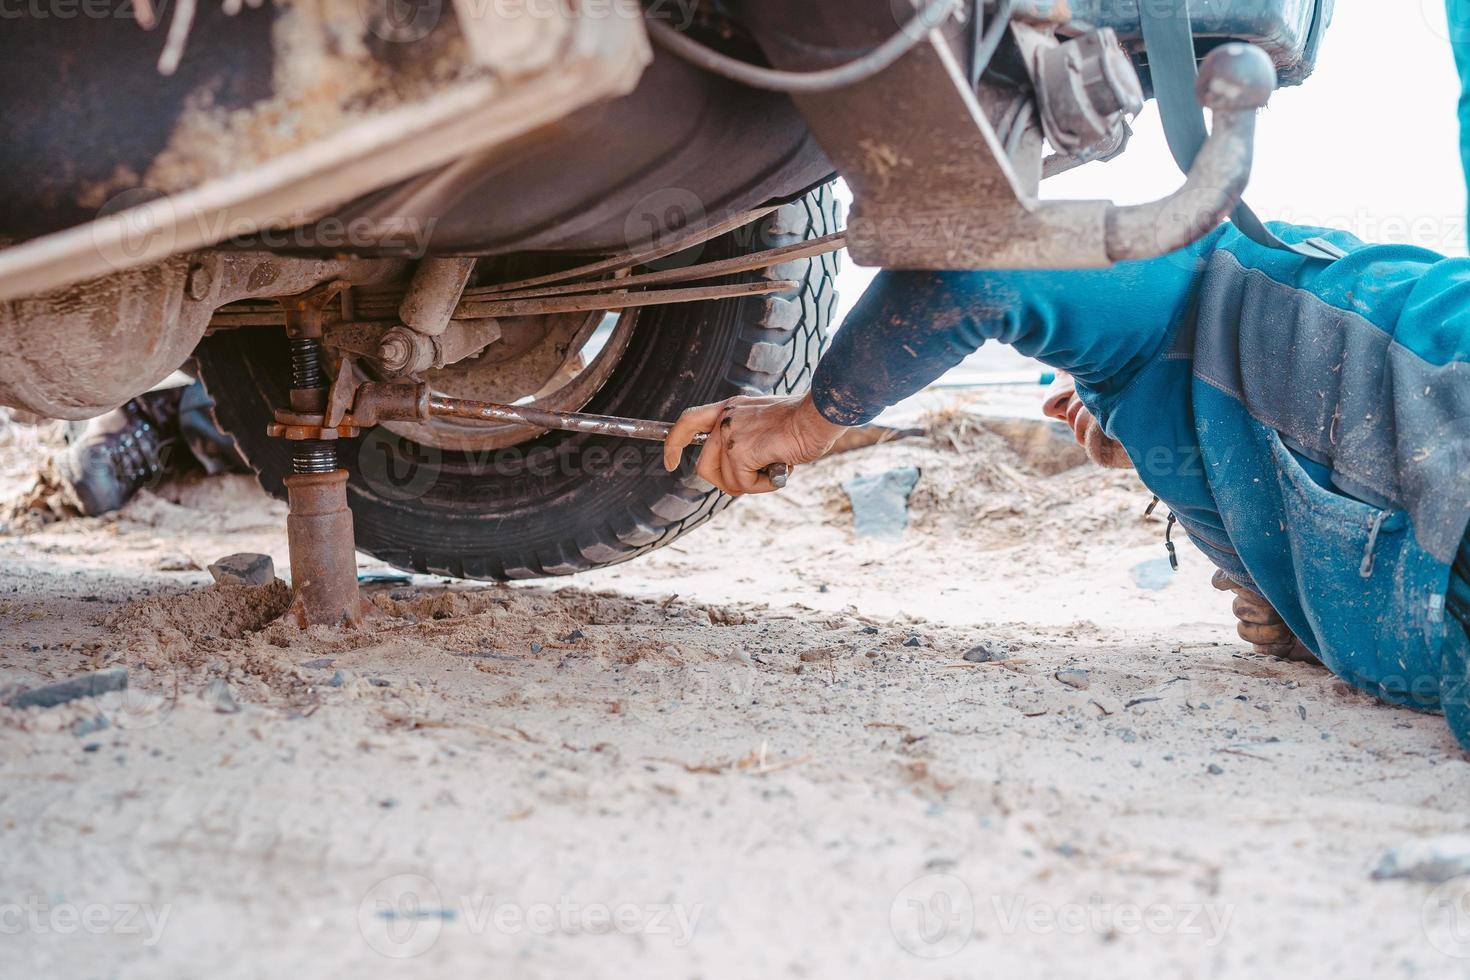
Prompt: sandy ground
<box><xmin>1</xmin><ymin>401</ymin><xmax>1468</xmax><ymax>979</ymax></box>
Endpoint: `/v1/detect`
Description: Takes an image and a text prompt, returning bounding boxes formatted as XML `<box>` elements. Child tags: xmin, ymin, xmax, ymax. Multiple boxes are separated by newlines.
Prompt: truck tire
<box><xmin>195</xmin><ymin>186</ymin><xmax>841</xmax><ymax>580</ymax></box>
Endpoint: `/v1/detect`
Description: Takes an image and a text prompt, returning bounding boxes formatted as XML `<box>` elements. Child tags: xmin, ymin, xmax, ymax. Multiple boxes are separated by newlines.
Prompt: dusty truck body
<box><xmin>0</xmin><ymin>0</ymin><xmax>1331</xmax><ymax>580</ymax></box>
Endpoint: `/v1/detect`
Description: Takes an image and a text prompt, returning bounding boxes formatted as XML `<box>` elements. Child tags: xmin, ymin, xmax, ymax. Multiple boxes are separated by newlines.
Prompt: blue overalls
<box><xmin>812</xmin><ymin>224</ymin><xmax>1470</xmax><ymax>750</ymax></box>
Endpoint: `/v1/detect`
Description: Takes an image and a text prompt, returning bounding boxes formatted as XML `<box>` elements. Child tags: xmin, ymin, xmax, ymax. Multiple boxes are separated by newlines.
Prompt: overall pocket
<box><xmin>1266</xmin><ymin>432</ymin><xmax>1445</xmax><ymax>711</ymax></box>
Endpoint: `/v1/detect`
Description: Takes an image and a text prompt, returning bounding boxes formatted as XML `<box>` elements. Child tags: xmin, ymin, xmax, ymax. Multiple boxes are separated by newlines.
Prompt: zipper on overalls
<box><xmin>1360</xmin><ymin>509</ymin><xmax>1388</xmax><ymax>578</ymax></box>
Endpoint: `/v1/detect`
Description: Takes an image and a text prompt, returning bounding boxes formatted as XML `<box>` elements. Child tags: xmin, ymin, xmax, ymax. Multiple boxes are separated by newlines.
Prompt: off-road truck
<box><xmin>0</xmin><ymin>0</ymin><xmax>1332</xmax><ymax>579</ymax></box>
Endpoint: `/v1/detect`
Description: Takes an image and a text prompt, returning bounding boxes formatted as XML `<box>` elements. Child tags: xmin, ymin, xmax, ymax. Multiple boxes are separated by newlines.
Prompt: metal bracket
<box><xmin>743</xmin><ymin>1</ymin><xmax>1275</xmax><ymax>270</ymax></box>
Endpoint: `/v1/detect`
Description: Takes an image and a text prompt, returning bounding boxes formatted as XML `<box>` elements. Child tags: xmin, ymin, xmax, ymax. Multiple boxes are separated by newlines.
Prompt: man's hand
<box><xmin>663</xmin><ymin>392</ymin><xmax>847</xmax><ymax>495</ymax></box>
<box><xmin>1210</xmin><ymin>570</ymin><xmax>1320</xmax><ymax>664</ymax></box>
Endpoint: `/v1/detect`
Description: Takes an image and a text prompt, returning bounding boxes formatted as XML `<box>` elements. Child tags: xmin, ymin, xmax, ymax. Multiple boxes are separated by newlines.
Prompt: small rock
<box><xmin>70</xmin><ymin>714</ymin><xmax>110</xmax><ymax>738</ymax></box>
<box><xmin>368</xmin><ymin>678</ymin><xmax>390</xmax><ymax>688</ymax></box>
<box><xmin>1054</xmin><ymin>668</ymin><xmax>1090</xmax><ymax>691</ymax></box>
<box><xmin>903</xmin><ymin>636</ymin><xmax>922</xmax><ymax>648</ymax></box>
<box><xmin>841</xmin><ymin>467</ymin><xmax>922</xmax><ymax>539</ymax></box>
<box><xmin>861</xmin><ymin>626</ymin><xmax>879</xmax><ymax>635</ymax></box>
<box><xmin>1372</xmin><ymin>836</ymin><xmax>1470</xmax><ymax>883</ymax></box>
<box><xmin>301</xmin><ymin>658</ymin><xmax>334</xmax><ymax>670</ymax></box>
<box><xmin>7</xmin><ymin>668</ymin><xmax>129</xmax><ymax>709</ymax></box>
<box><xmin>727</xmin><ymin>647</ymin><xmax>753</xmax><ymax>666</ymax></box>
<box><xmin>530</xmin><ymin>642</ymin><xmax>544</xmax><ymax>655</ymax></box>
<box><xmin>208</xmin><ymin>553</ymin><xmax>275</xmax><ymax>588</ymax></box>
<box><xmin>1207</xmin><ymin>763</ymin><xmax>1225</xmax><ymax>776</ymax></box>
<box><xmin>328</xmin><ymin>669</ymin><xmax>353</xmax><ymax>688</ymax></box>
<box><xmin>963</xmin><ymin>645</ymin><xmax>1002</xmax><ymax>663</ymax></box>
<box><xmin>203</xmin><ymin>678</ymin><xmax>240</xmax><ymax>714</ymax></box>
<box><xmin>156</xmin><ymin>553</ymin><xmax>201</xmax><ymax>572</ymax></box>
<box><xmin>561</xmin><ymin>629</ymin><xmax>585</xmax><ymax>643</ymax></box>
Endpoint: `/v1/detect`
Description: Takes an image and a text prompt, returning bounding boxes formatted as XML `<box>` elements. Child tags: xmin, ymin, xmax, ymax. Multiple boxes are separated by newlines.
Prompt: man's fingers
<box><xmin>1232</xmin><ymin>593</ymin><xmax>1283</xmax><ymax>626</ymax></box>
<box><xmin>695</xmin><ymin>430</ymin><xmax>731</xmax><ymax>494</ymax></box>
<box><xmin>1238</xmin><ymin>620</ymin><xmax>1294</xmax><ymax>647</ymax></box>
<box><xmin>664</xmin><ymin>402</ymin><xmax>726</xmax><ymax>472</ymax></box>
<box><xmin>718</xmin><ymin>449</ymin><xmax>748</xmax><ymax>497</ymax></box>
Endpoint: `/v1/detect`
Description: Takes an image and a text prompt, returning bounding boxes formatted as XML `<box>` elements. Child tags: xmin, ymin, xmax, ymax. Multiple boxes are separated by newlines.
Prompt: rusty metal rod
<box><xmin>425</xmin><ymin>394</ymin><xmax>788</xmax><ymax>487</ymax></box>
<box><xmin>469</xmin><ymin>232</ymin><xmax>847</xmax><ymax>303</ymax></box>
<box><xmin>428</xmin><ymin>394</ymin><xmax>696</xmax><ymax>442</ymax></box>
<box><xmin>454</xmin><ymin>279</ymin><xmax>796</xmax><ymax>320</ymax></box>
<box><xmin>470</xmin><ymin>207</ymin><xmax>779</xmax><ymax>296</ymax></box>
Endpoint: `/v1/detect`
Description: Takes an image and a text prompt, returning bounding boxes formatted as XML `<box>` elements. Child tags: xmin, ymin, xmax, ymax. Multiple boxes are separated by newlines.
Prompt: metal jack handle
<box><xmin>348</xmin><ymin>383</ymin><xmax>791</xmax><ymax>488</ymax></box>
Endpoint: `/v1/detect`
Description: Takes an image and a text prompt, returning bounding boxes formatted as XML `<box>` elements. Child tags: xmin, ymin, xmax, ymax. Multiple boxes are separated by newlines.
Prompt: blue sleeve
<box><xmin>810</xmin><ymin>232</ymin><xmax>1224</xmax><ymax>426</ymax></box>
<box><xmin>1451</xmin><ymin>0</ymin><xmax>1470</xmax><ymax>230</ymax></box>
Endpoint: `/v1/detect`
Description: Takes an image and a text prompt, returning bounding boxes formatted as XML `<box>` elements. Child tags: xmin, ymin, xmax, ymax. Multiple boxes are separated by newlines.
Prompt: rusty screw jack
<box><xmin>271</xmin><ymin>283</ymin><xmax>368</xmax><ymax>628</ymax></box>
<box><xmin>284</xmin><ymin>469</ymin><xmax>363</xmax><ymax>628</ymax></box>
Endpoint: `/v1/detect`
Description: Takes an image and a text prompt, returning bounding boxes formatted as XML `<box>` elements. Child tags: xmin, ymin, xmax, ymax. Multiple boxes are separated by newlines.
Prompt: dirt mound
<box><xmin>106</xmin><ymin>580</ymin><xmax>292</xmax><ymax>642</ymax></box>
<box><xmin>0</xmin><ymin>410</ymin><xmax>73</xmax><ymax>528</ymax></box>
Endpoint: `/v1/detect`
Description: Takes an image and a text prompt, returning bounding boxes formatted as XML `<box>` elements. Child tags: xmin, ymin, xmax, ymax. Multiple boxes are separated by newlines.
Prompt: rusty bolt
<box><xmin>377</xmin><ymin>334</ymin><xmax>414</xmax><ymax>373</ymax></box>
<box><xmin>185</xmin><ymin>262</ymin><xmax>213</xmax><ymax>301</ymax></box>
<box><xmin>1078</xmin><ymin>29</ymin><xmax>1144</xmax><ymax>119</ymax></box>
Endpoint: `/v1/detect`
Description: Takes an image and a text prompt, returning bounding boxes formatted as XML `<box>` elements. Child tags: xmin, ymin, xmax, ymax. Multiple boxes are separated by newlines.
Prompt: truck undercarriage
<box><xmin>0</xmin><ymin>0</ymin><xmax>1333</xmax><ymax>603</ymax></box>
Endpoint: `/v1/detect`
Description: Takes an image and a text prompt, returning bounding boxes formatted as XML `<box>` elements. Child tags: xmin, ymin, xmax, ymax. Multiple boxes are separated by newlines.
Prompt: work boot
<box><xmin>176</xmin><ymin>381</ymin><xmax>246</xmax><ymax>476</ymax></box>
<box><xmin>54</xmin><ymin>387</ymin><xmax>184</xmax><ymax>516</ymax></box>
<box><xmin>1211</xmin><ymin>570</ymin><xmax>1320</xmax><ymax>665</ymax></box>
